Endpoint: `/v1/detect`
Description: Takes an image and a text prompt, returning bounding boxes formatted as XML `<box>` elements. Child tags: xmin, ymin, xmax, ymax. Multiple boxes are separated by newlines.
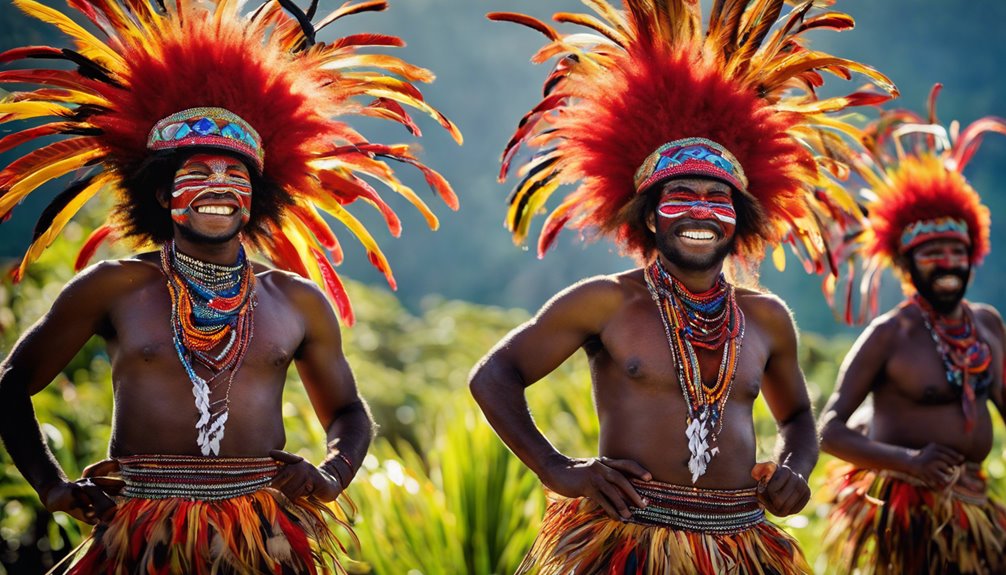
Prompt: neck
<box><xmin>172</xmin><ymin>235</ymin><xmax>242</xmax><ymax>266</ymax></box>
<box><xmin>656</xmin><ymin>254</ymin><xmax>725</xmax><ymax>292</ymax></box>
<box><xmin>914</xmin><ymin>293</ymin><xmax>965</xmax><ymax>322</ymax></box>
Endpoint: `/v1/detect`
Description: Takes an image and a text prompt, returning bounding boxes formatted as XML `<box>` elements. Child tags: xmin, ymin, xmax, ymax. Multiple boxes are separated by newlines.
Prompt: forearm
<box><xmin>0</xmin><ymin>377</ymin><xmax>68</xmax><ymax>497</ymax></box>
<box><xmin>774</xmin><ymin>407</ymin><xmax>819</xmax><ymax>479</ymax></box>
<box><xmin>819</xmin><ymin>415</ymin><xmax>914</xmax><ymax>473</ymax></box>
<box><xmin>470</xmin><ymin>363</ymin><xmax>566</xmax><ymax>480</ymax></box>
<box><xmin>319</xmin><ymin>400</ymin><xmax>374</xmax><ymax>487</ymax></box>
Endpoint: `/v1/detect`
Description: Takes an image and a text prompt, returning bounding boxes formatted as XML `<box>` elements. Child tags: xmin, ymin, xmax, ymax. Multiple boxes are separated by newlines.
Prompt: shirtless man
<box><xmin>0</xmin><ymin>148</ymin><xmax>371</xmax><ymax>573</ymax></box>
<box><xmin>471</xmin><ymin>169</ymin><xmax>816</xmax><ymax>573</ymax></box>
<box><xmin>818</xmin><ymin>98</ymin><xmax>1006</xmax><ymax>574</ymax></box>
<box><xmin>0</xmin><ymin>0</ymin><xmax>460</xmax><ymax>569</ymax></box>
<box><xmin>475</xmin><ymin>0</ymin><xmax>898</xmax><ymax>569</ymax></box>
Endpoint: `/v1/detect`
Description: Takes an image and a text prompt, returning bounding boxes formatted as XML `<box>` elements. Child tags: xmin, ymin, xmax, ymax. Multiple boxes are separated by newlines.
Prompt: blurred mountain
<box><xmin>1</xmin><ymin>0</ymin><xmax>1004</xmax><ymax>336</ymax></box>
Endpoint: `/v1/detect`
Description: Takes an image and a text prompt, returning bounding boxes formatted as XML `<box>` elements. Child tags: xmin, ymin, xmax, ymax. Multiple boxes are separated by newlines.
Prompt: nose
<box><xmin>688</xmin><ymin>202</ymin><xmax>713</xmax><ymax>219</ymax></box>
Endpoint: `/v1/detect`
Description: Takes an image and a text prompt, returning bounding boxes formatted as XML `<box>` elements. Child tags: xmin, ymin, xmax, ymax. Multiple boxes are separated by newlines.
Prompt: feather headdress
<box><xmin>0</xmin><ymin>0</ymin><xmax>462</xmax><ymax>325</ymax></box>
<box><xmin>492</xmin><ymin>0</ymin><xmax>896</xmax><ymax>275</ymax></box>
<box><xmin>825</xmin><ymin>84</ymin><xmax>1006</xmax><ymax>323</ymax></box>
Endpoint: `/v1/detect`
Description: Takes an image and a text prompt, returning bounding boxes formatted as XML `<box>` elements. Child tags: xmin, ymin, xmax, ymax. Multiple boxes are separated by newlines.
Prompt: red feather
<box><xmin>74</xmin><ymin>224</ymin><xmax>113</xmax><ymax>271</ymax></box>
<box><xmin>309</xmin><ymin>247</ymin><xmax>354</xmax><ymax>325</ymax></box>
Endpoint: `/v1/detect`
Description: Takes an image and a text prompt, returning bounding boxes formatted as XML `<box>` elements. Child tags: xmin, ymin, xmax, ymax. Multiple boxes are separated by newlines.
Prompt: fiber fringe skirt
<box><xmin>54</xmin><ymin>455</ymin><xmax>356</xmax><ymax>575</ymax></box>
<box><xmin>516</xmin><ymin>479</ymin><xmax>811</xmax><ymax>575</ymax></box>
<box><xmin>822</xmin><ymin>465</ymin><xmax>1006</xmax><ymax>575</ymax></box>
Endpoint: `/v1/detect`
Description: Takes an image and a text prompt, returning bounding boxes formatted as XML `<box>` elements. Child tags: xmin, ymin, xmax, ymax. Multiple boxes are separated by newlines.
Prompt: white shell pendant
<box><xmin>686</xmin><ymin>411</ymin><xmax>719</xmax><ymax>483</ymax></box>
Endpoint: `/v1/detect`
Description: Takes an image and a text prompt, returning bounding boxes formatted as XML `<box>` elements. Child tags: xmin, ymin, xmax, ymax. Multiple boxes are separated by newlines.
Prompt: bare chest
<box><xmin>884</xmin><ymin>321</ymin><xmax>1001</xmax><ymax>404</ymax></box>
<box><xmin>106</xmin><ymin>280</ymin><xmax>303</xmax><ymax>374</ymax></box>
<box><xmin>592</xmin><ymin>300</ymin><xmax>768</xmax><ymax>402</ymax></box>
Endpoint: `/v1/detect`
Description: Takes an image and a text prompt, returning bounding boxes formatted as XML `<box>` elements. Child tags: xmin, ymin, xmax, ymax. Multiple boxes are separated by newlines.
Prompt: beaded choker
<box><xmin>161</xmin><ymin>240</ymin><xmax>256</xmax><ymax>455</ymax></box>
<box><xmin>645</xmin><ymin>260</ymin><xmax>745</xmax><ymax>482</ymax></box>
<box><xmin>911</xmin><ymin>295</ymin><xmax>991</xmax><ymax>432</ymax></box>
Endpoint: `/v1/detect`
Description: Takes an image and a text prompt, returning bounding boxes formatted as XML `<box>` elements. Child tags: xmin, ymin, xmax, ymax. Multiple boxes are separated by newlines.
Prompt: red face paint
<box><xmin>171</xmin><ymin>154</ymin><xmax>252</xmax><ymax>226</ymax></box>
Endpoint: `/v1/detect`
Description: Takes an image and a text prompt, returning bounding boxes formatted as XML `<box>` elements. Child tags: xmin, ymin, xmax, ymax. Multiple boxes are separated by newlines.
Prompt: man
<box><xmin>474</xmin><ymin>2</ymin><xmax>893</xmax><ymax>572</ymax></box>
<box><xmin>819</xmin><ymin>88</ymin><xmax>1006</xmax><ymax>575</ymax></box>
<box><xmin>0</xmin><ymin>0</ymin><xmax>458</xmax><ymax>572</ymax></box>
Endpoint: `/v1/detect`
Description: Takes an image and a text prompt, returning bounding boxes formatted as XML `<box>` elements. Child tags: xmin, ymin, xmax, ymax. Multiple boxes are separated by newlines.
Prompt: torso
<box><xmin>870</xmin><ymin>302</ymin><xmax>1003</xmax><ymax>462</ymax></box>
<box><xmin>587</xmin><ymin>269</ymin><xmax>775</xmax><ymax>489</ymax></box>
<box><xmin>100</xmin><ymin>254</ymin><xmax>304</xmax><ymax>457</ymax></box>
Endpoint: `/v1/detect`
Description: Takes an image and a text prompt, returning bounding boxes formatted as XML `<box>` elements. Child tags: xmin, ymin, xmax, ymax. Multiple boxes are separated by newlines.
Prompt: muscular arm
<box><xmin>469</xmin><ymin>276</ymin><xmax>650</xmax><ymax>520</ymax></box>
<box><xmin>469</xmin><ymin>278</ymin><xmax>615</xmax><ymax>478</ymax></box>
<box><xmin>0</xmin><ymin>262</ymin><xmax>121</xmax><ymax>521</ymax></box>
<box><xmin>286</xmin><ymin>276</ymin><xmax>373</xmax><ymax>497</ymax></box>
<box><xmin>758</xmin><ymin>296</ymin><xmax>818</xmax><ymax>481</ymax></box>
<box><xmin>818</xmin><ymin>318</ymin><xmax>920</xmax><ymax>472</ymax></box>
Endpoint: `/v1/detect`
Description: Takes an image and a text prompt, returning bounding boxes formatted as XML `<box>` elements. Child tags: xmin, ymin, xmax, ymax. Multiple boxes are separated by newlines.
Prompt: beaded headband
<box><xmin>634</xmin><ymin>138</ymin><xmax>747</xmax><ymax>195</ymax></box>
<box><xmin>899</xmin><ymin>217</ymin><xmax>970</xmax><ymax>254</ymax></box>
<box><xmin>148</xmin><ymin>107</ymin><xmax>264</xmax><ymax>172</ymax></box>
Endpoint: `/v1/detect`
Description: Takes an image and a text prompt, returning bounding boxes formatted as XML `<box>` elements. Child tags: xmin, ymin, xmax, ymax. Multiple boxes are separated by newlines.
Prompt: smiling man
<box><xmin>0</xmin><ymin>0</ymin><xmax>459</xmax><ymax>572</ymax></box>
<box><xmin>819</xmin><ymin>92</ymin><xmax>1006</xmax><ymax>575</ymax></box>
<box><xmin>472</xmin><ymin>2</ymin><xmax>894</xmax><ymax>571</ymax></box>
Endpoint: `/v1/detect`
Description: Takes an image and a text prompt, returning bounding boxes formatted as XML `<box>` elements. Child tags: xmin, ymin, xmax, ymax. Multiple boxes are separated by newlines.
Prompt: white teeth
<box><xmin>934</xmin><ymin>276</ymin><xmax>962</xmax><ymax>290</ymax></box>
<box><xmin>195</xmin><ymin>205</ymin><xmax>236</xmax><ymax>215</ymax></box>
<box><xmin>680</xmin><ymin>230</ymin><xmax>715</xmax><ymax>240</ymax></box>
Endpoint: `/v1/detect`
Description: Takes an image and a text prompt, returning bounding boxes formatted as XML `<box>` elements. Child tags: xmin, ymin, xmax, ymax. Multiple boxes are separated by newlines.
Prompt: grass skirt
<box><xmin>515</xmin><ymin>480</ymin><xmax>811</xmax><ymax>575</ymax></box>
<box><xmin>54</xmin><ymin>455</ymin><xmax>355</xmax><ymax>575</ymax></box>
<box><xmin>822</xmin><ymin>465</ymin><xmax>1006</xmax><ymax>575</ymax></box>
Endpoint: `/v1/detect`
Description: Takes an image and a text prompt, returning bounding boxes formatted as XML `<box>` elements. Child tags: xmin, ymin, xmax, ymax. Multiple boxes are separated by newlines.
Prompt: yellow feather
<box><xmin>310</xmin><ymin>158</ymin><xmax>440</xmax><ymax>230</ymax></box>
<box><xmin>0</xmin><ymin>147</ymin><xmax>105</xmax><ymax>214</ymax></box>
<box><xmin>17</xmin><ymin>171</ymin><xmax>112</xmax><ymax>278</ymax></box>
<box><xmin>0</xmin><ymin>101</ymin><xmax>72</xmax><ymax>123</ymax></box>
<box><xmin>316</xmin><ymin>201</ymin><xmax>394</xmax><ymax>285</ymax></box>
<box><xmin>320</xmin><ymin>54</ymin><xmax>435</xmax><ymax>83</ymax></box>
<box><xmin>772</xmin><ymin>243</ymin><xmax>787</xmax><ymax>272</ymax></box>
<box><xmin>513</xmin><ymin>178</ymin><xmax>560</xmax><ymax>242</ymax></box>
<box><xmin>13</xmin><ymin>0</ymin><xmax>122</xmax><ymax>70</ymax></box>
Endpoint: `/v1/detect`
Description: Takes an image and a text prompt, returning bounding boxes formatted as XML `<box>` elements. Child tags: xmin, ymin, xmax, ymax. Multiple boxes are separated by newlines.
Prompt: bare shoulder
<box><xmin>257</xmin><ymin>268</ymin><xmax>325</xmax><ymax>300</ymax></box>
<box><xmin>543</xmin><ymin>269</ymin><xmax>641</xmax><ymax>316</ymax></box>
<box><xmin>735</xmin><ymin>288</ymin><xmax>793</xmax><ymax>329</ymax></box>
<box><xmin>66</xmin><ymin>255</ymin><xmax>162</xmax><ymax>295</ymax></box>
<box><xmin>856</xmin><ymin>306</ymin><xmax>905</xmax><ymax>347</ymax></box>
<box><xmin>971</xmin><ymin>302</ymin><xmax>1005</xmax><ymax>338</ymax></box>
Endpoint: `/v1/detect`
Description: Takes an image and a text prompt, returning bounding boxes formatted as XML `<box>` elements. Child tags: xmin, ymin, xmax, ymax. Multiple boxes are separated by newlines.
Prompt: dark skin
<box><xmin>0</xmin><ymin>153</ymin><xmax>373</xmax><ymax>525</ymax></box>
<box><xmin>820</xmin><ymin>238</ymin><xmax>1006</xmax><ymax>489</ymax></box>
<box><xmin>470</xmin><ymin>177</ymin><xmax>817</xmax><ymax>521</ymax></box>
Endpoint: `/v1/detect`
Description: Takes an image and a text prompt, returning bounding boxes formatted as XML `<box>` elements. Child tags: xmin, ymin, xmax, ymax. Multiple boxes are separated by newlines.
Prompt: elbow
<box><xmin>468</xmin><ymin>361</ymin><xmax>492</xmax><ymax>406</ymax></box>
<box><xmin>818</xmin><ymin>413</ymin><xmax>842</xmax><ymax>456</ymax></box>
<box><xmin>468</xmin><ymin>357</ymin><xmax>520</xmax><ymax>407</ymax></box>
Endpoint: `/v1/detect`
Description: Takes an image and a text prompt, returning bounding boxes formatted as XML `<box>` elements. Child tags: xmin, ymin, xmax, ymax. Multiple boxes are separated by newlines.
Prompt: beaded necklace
<box><xmin>161</xmin><ymin>240</ymin><xmax>256</xmax><ymax>456</ymax></box>
<box><xmin>911</xmin><ymin>294</ymin><xmax>991</xmax><ymax>432</ymax></box>
<box><xmin>645</xmin><ymin>260</ymin><xmax>745</xmax><ymax>482</ymax></box>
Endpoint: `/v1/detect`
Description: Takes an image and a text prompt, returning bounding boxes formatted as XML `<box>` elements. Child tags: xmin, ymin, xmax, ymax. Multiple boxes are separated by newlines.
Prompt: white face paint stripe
<box><xmin>713</xmin><ymin>213</ymin><xmax>736</xmax><ymax>225</ymax></box>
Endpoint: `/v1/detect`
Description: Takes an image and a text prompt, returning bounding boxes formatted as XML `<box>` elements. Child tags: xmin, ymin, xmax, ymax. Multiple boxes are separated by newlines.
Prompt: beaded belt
<box><xmin>628</xmin><ymin>479</ymin><xmax>765</xmax><ymax>534</ymax></box>
<box><xmin>118</xmin><ymin>455</ymin><xmax>280</xmax><ymax>501</ymax></box>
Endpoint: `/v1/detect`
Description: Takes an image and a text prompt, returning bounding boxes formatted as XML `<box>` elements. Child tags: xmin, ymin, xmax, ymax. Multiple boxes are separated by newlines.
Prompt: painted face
<box><xmin>657</xmin><ymin>188</ymin><xmax>737</xmax><ymax>239</ymax></box>
<box><xmin>652</xmin><ymin>178</ymin><xmax>737</xmax><ymax>271</ymax></box>
<box><xmin>908</xmin><ymin>238</ymin><xmax>971</xmax><ymax>314</ymax></box>
<box><xmin>171</xmin><ymin>153</ymin><xmax>252</xmax><ymax>229</ymax></box>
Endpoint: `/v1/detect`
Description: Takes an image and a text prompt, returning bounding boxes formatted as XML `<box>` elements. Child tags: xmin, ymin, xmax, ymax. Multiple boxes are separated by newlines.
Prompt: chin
<box><xmin>658</xmin><ymin>237</ymin><xmax>735</xmax><ymax>272</ymax></box>
<box><xmin>178</xmin><ymin>224</ymin><xmax>243</xmax><ymax>245</ymax></box>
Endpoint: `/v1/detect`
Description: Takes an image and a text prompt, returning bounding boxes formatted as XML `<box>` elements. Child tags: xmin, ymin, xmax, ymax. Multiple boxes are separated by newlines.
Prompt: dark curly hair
<box><xmin>116</xmin><ymin>147</ymin><xmax>292</xmax><ymax>244</ymax></box>
<box><xmin>609</xmin><ymin>179</ymin><xmax>767</xmax><ymax>262</ymax></box>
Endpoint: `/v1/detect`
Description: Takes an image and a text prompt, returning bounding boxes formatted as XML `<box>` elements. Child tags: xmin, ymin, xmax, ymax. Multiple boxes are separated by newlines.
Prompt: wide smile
<box><xmin>672</xmin><ymin>220</ymin><xmax>722</xmax><ymax>246</ymax></box>
<box><xmin>194</xmin><ymin>204</ymin><xmax>237</xmax><ymax>216</ymax></box>
<box><xmin>189</xmin><ymin>191</ymin><xmax>242</xmax><ymax>218</ymax></box>
<box><xmin>932</xmin><ymin>275</ymin><xmax>963</xmax><ymax>293</ymax></box>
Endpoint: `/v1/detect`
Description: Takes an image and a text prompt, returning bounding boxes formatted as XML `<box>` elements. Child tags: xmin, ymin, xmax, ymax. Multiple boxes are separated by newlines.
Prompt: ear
<box><xmin>646</xmin><ymin>210</ymin><xmax>656</xmax><ymax>233</ymax></box>
<box><xmin>156</xmin><ymin>186</ymin><xmax>171</xmax><ymax>210</ymax></box>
